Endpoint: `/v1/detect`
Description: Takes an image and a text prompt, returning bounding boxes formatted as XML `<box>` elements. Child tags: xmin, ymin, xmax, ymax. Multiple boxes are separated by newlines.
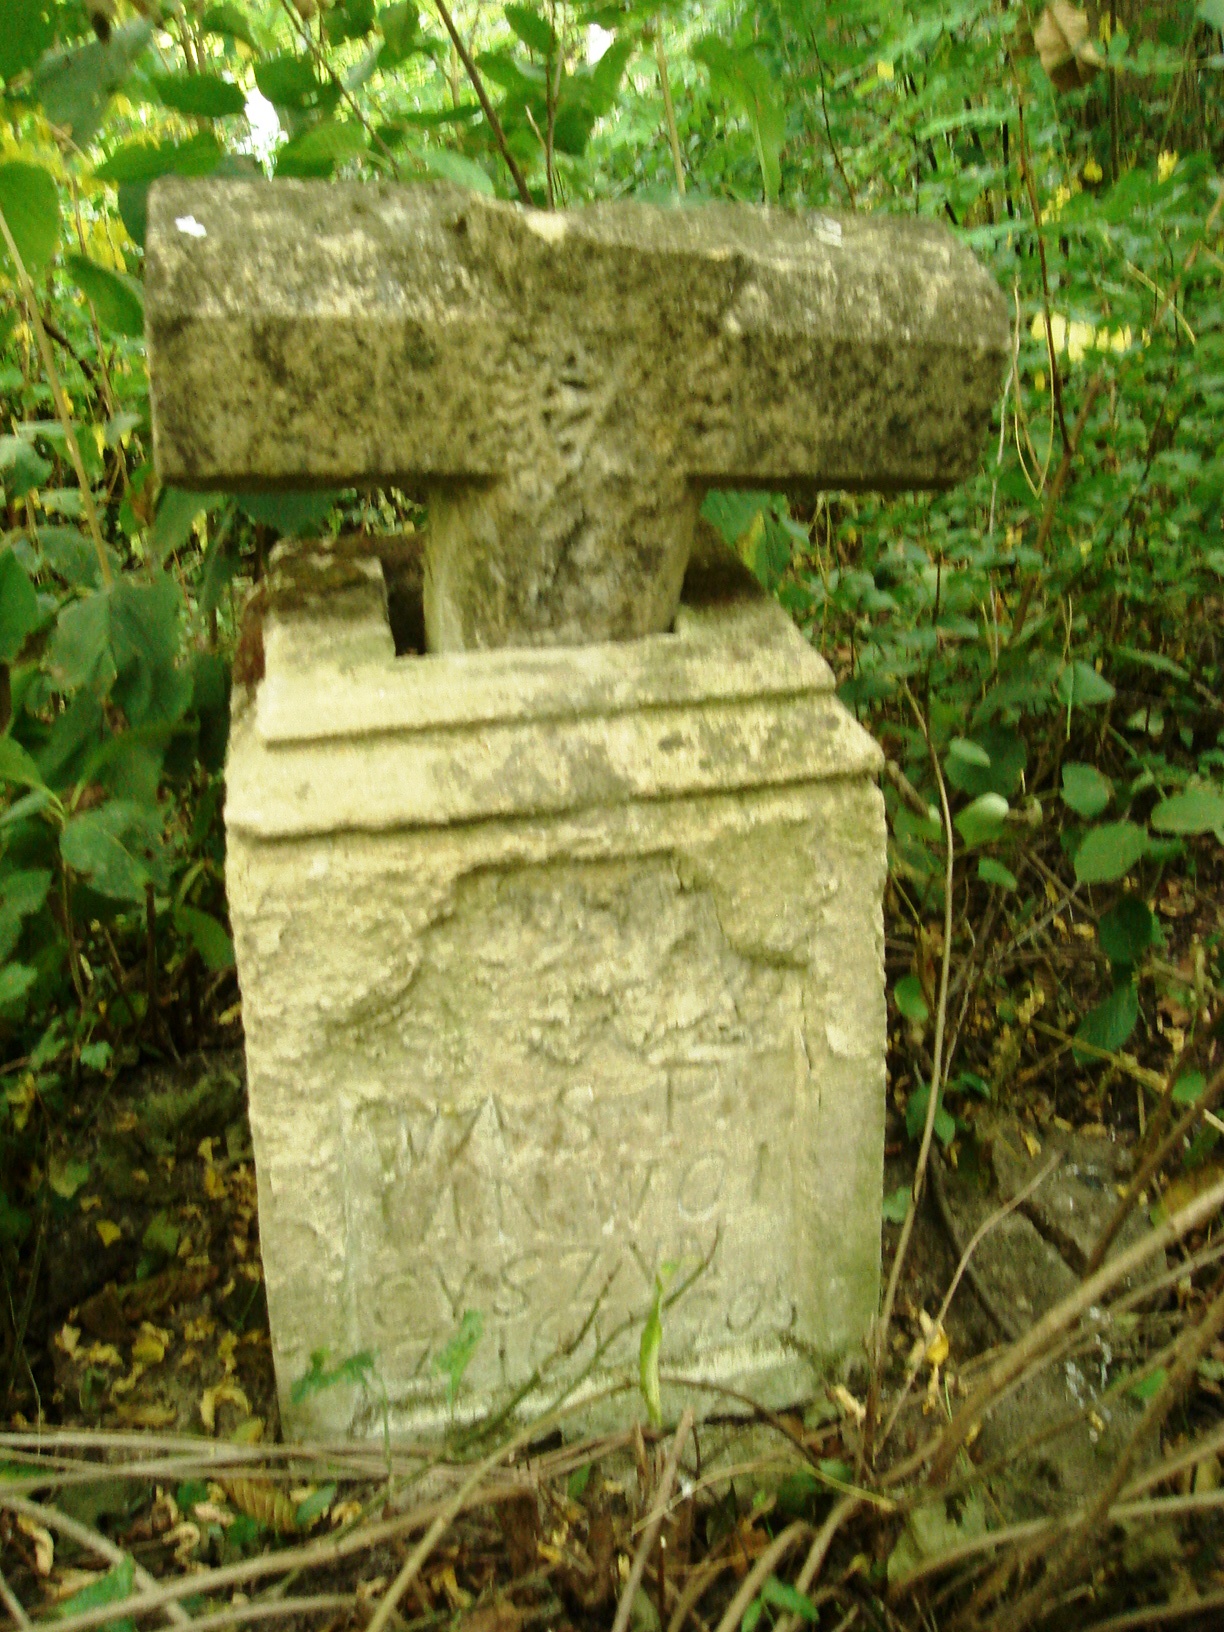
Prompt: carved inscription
<box><xmin>339</xmin><ymin>857</ymin><xmax>808</xmax><ymax>1403</ymax></box>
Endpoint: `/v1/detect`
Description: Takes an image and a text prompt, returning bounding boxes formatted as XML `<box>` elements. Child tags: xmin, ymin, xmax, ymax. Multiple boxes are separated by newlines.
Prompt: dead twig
<box><xmin>772</xmin><ymin>1497</ymin><xmax>861</xmax><ymax>1632</ymax></box>
<box><xmin>611</xmin><ymin>1409</ymin><xmax>693</xmax><ymax>1632</ymax></box>
<box><xmin>711</xmin><ymin>1521</ymin><xmax>811</xmax><ymax>1632</ymax></box>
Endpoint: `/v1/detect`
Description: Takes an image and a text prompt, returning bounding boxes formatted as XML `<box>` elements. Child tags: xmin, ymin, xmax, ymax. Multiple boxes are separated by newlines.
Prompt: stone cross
<box><xmin>146</xmin><ymin>178</ymin><xmax>1007</xmax><ymax>651</ymax></box>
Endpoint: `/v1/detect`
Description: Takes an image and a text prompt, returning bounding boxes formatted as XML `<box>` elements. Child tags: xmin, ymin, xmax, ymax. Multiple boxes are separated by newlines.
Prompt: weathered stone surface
<box><xmin>226</xmin><ymin>540</ymin><xmax>888</xmax><ymax>1436</ymax></box>
<box><xmin>146</xmin><ymin>178</ymin><xmax>1008</xmax><ymax>650</ymax></box>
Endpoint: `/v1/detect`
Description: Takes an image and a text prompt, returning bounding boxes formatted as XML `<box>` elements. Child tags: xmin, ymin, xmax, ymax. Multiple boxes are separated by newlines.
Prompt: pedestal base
<box><xmin>225</xmin><ymin>541</ymin><xmax>887</xmax><ymax>1438</ymax></box>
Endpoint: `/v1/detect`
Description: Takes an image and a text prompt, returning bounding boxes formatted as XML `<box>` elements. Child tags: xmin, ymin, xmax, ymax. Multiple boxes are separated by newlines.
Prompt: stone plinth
<box><xmin>146</xmin><ymin>178</ymin><xmax>1008</xmax><ymax>650</ymax></box>
<box><xmin>226</xmin><ymin>539</ymin><xmax>887</xmax><ymax>1438</ymax></box>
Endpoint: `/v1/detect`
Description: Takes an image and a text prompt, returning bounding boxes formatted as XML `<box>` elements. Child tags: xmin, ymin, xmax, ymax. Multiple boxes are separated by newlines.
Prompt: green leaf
<box><xmin>65</xmin><ymin>255</ymin><xmax>144</xmax><ymax>338</ymax></box>
<box><xmin>1149</xmin><ymin>786</ymin><xmax>1224</xmax><ymax>835</ymax></box>
<box><xmin>1056</xmin><ymin>660</ymin><xmax>1116</xmax><ymax>709</ymax></box>
<box><xmin>49</xmin><ymin>1154</ymin><xmax>91</xmax><ymax>1199</ymax></box>
<box><xmin>1172</xmin><ymin>1071</ymin><xmax>1206</xmax><ymax>1107</ymax></box>
<box><xmin>80</xmin><ymin>1040</ymin><xmax>113</xmax><ymax>1072</ymax></box>
<box><xmin>33</xmin><ymin>22</ymin><xmax>152</xmax><ymax>150</ymax></box>
<box><xmin>978</xmin><ymin>857</ymin><xmax>1018</xmax><ymax>890</ymax></box>
<box><xmin>293</xmin><ymin>1483</ymin><xmax>337</xmax><ymax>1530</ymax></box>
<box><xmin>0</xmin><ymin>548</ymin><xmax>40</xmax><ymax>661</ymax></box>
<box><xmin>505</xmin><ymin>4</ymin><xmax>555</xmax><ymax>55</ymax></box>
<box><xmin>894</xmin><ymin>974</ymin><xmax>929</xmax><ymax>1024</ymax></box>
<box><xmin>882</xmin><ymin>1184</ymin><xmax>910</xmax><ymax>1223</ymax></box>
<box><xmin>173</xmin><ymin>905</ymin><xmax>234</xmax><ymax>972</ymax></box>
<box><xmin>435</xmin><ymin>1309</ymin><xmax>483</xmax><ymax>1406</ymax></box>
<box><xmin>237</xmin><ymin>492</ymin><xmax>338</xmax><ymax>536</ymax></box>
<box><xmin>0</xmin><ymin>738</ymin><xmax>47</xmax><ymax>791</ymax></box>
<box><xmin>1098</xmin><ymin>896</ymin><xmax>1158</xmax><ymax>968</ymax></box>
<box><xmin>1074</xmin><ymin>822</ymin><xmax>1147</xmax><ymax>885</ymax></box>
<box><xmin>56</xmin><ymin>1552</ymin><xmax>135</xmax><ymax>1630</ymax></box>
<box><xmin>61</xmin><ymin>802</ymin><xmax>163</xmax><ymax>903</ymax></box>
<box><xmin>0</xmin><ymin>434</ymin><xmax>53</xmax><ymax>499</ymax></box>
<box><xmin>94</xmin><ymin>133</ymin><xmax>223</xmax><ymax>184</ymax></box>
<box><xmin>954</xmin><ymin>792</ymin><xmax>1009</xmax><ymax>847</ymax></box>
<box><xmin>0</xmin><ymin>0</ymin><xmax>55</xmax><ymax>82</ymax></box>
<box><xmin>639</xmin><ymin>1278</ymin><xmax>664</xmax><ymax>1428</ymax></box>
<box><xmin>1062</xmin><ymin>762</ymin><xmax>1113</xmax><ymax>819</ymax></box>
<box><xmin>49</xmin><ymin>591</ymin><xmax>114</xmax><ymax>692</ymax></box>
<box><xmin>759</xmin><ymin>1579</ymin><xmax>820</xmax><ymax>1623</ymax></box>
<box><xmin>142</xmin><ymin>1213</ymin><xmax>179</xmax><ymax>1257</ymax></box>
<box><xmin>947</xmin><ymin>737</ymin><xmax>991</xmax><ymax>769</ymax></box>
<box><xmin>1198</xmin><ymin>0</ymin><xmax>1224</xmax><ymax>31</ymax></box>
<box><xmin>1127</xmin><ymin>1367</ymin><xmax>1167</xmax><ymax>1402</ymax></box>
<box><xmin>150</xmin><ymin>489</ymin><xmax>223</xmax><ymax>563</ymax></box>
<box><xmin>276</xmin><ymin>120</ymin><xmax>367</xmax><ymax>179</ymax></box>
<box><xmin>0</xmin><ymin>162</ymin><xmax>60</xmax><ymax>278</ymax></box>
<box><xmin>691</xmin><ymin>37</ymin><xmax>785</xmax><ymax>199</ymax></box>
<box><xmin>150</xmin><ymin>73</ymin><xmax>246</xmax><ymax>118</ymax></box>
<box><xmin>379</xmin><ymin>2</ymin><xmax>420</xmax><ymax>64</ymax></box>
<box><xmin>906</xmin><ymin>1084</ymin><xmax>955</xmax><ymax>1146</ymax></box>
<box><xmin>255</xmin><ymin>54</ymin><xmax>324</xmax><ymax>110</ymax></box>
<box><xmin>0</xmin><ymin>869</ymin><xmax>51</xmax><ymax>921</ymax></box>
<box><xmin>290</xmin><ymin>1348</ymin><xmax>376</xmax><ymax>1405</ymax></box>
<box><xmin>0</xmin><ymin>963</ymin><xmax>36</xmax><ymax>1010</ymax></box>
<box><xmin>1074</xmin><ymin>982</ymin><xmax>1139</xmax><ymax>1060</ymax></box>
<box><xmin>416</xmin><ymin>149</ymin><xmax>495</xmax><ymax>194</ymax></box>
<box><xmin>325</xmin><ymin>0</ymin><xmax>376</xmax><ymax>43</ymax></box>
<box><xmin>202</xmin><ymin>4</ymin><xmax>257</xmax><ymax>48</ymax></box>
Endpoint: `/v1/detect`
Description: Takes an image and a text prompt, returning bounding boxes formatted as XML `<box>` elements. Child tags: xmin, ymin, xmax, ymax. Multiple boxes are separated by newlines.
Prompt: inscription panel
<box><xmin>339</xmin><ymin>856</ymin><xmax>807</xmax><ymax>1407</ymax></box>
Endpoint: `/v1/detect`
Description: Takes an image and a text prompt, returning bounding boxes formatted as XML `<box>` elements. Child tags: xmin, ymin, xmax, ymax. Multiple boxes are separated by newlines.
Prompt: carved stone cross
<box><xmin>146</xmin><ymin>178</ymin><xmax>1007</xmax><ymax>651</ymax></box>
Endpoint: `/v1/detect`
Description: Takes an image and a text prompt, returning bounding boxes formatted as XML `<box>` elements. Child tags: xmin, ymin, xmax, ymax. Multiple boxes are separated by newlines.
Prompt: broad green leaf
<box><xmin>1149</xmin><ymin>786</ymin><xmax>1224</xmax><ymax>835</ymax></box>
<box><xmin>416</xmin><ymin>149</ymin><xmax>495</xmax><ymax>194</ymax></box>
<box><xmin>1056</xmin><ymin>660</ymin><xmax>1116</xmax><ymax>708</ymax></box>
<box><xmin>56</xmin><ymin>1553</ymin><xmax>135</xmax><ymax>1629</ymax></box>
<box><xmin>0</xmin><ymin>548</ymin><xmax>40</xmax><ymax>661</ymax></box>
<box><xmin>1127</xmin><ymin>1367</ymin><xmax>1167</xmax><ymax>1402</ymax></box>
<box><xmin>48</xmin><ymin>1154</ymin><xmax>90</xmax><ymax>1199</ymax></box>
<box><xmin>0</xmin><ymin>738</ymin><xmax>46</xmax><ymax>790</ymax></box>
<box><xmin>1172</xmin><ymin>1072</ymin><xmax>1206</xmax><ymax>1106</ymax></box>
<box><xmin>65</xmin><ymin>255</ymin><xmax>144</xmax><ymax>338</ymax></box>
<box><xmin>150</xmin><ymin>489</ymin><xmax>223</xmax><ymax>563</ymax></box>
<box><xmin>1074</xmin><ymin>822</ymin><xmax>1147</xmax><ymax>885</ymax></box>
<box><xmin>435</xmin><ymin>1309</ymin><xmax>483</xmax><ymax>1406</ymax></box>
<box><xmin>692</xmin><ymin>37</ymin><xmax>785</xmax><ymax>198</ymax></box>
<box><xmin>760</xmin><ymin>1579</ymin><xmax>820</xmax><ymax>1623</ymax></box>
<box><xmin>505</xmin><ymin>4</ymin><xmax>555</xmax><ymax>55</ymax></box>
<box><xmin>255</xmin><ymin>54</ymin><xmax>326</xmax><ymax>110</ymax></box>
<box><xmin>0</xmin><ymin>162</ymin><xmax>60</xmax><ymax>277</ymax></box>
<box><xmin>978</xmin><ymin>857</ymin><xmax>1017</xmax><ymax>890</ymax></box>
<box><xmin>0</xmin><ymin>869</ymin><xmax>51</xmax><ymax>920</ymax></box>
<box><xmin>1062</xmin><ymin>762</ymin><xmax>1113</xmax><ymax>819</ymax></box>
<box><xmin>954</xmin><ymin>792</ymin><xmax>1009</xmax><ymax>847</ymax></box>
<box><xmin>238</xmin><ymin>492</ymin><xmax>339</xmax><ymax>536</ymax></box>
<box><xmin>202</xmin><ymin>4</ymin><xmax>257</xmax><ymax>48</ymax></box>
<box><xmin>33</xmin><ymin>22</ymin><xmax>152</xmax><ymax>149</ymax></box>
<box><xmin>150</xmin><ymin>73</ymin><xmax>246</xmax><ymax>118</ymax></box>
<box><xmin>380</xmin><ymin>2</ymin><xmax>421</xmax><ymax>64</ymax></box>
<box><xmin>1199</xmin><ymin>0</ymin><xmax>1224</xmax><ymax>30</ymax></box>
<box><xmin>944</xmin><ymin>725</ymin><xmax>1026</xmax><ymax>799</ymax></box>
<box><xmin>325</xmin><ymin>0</ymin><xmax>376</xmax><ymax>43</ymax></box>
<box><xmin>49</xmin><ymin>591</ymin><xmax>115</xmax><ymax>692</ymax></box>
<box><xmin>894</xmin><ymin>974</ymin><xmax>929</xmax><ymax>1023</ymax></box>
<box><xmin>173</xmin><ymin>905</ymin><xmax>234</xmax><ymax>972</ymax></box>
<box><xmin>94</xmin><ymin>133</ymin><xmax>223</xmax><ymax>184</ymax></box>
<box><xmin>1074</xmin><ymin>982</ymin><xmax>1139</xmax><ymax>1060</ymax></box>
<box><xmin>947</xmin><ymin>737</ymin><xmax>991</xmax><ymax>768</ymax></box>
<box><xmin>0</xmin><ymin>0</ymin><xmax>55</xmax><ymax>81</ymax></box>
<box><xmin>294</xmin><ymin>1482</ymin><xmax>337</xmax><ymax>1530</ymax></box>
<box><xmin>276</xmin><ymin>120</ymin><xmax>367</xmax><ymax>178</ymax></box>
<box><xmin>906</xmin><ymin>1083</ymin><xmax>955</xmax><ymax>1146</ymax></box>
<box><xmin>882</xmin><ymin>1184</ymin><xmax>910</xmax><ymax>1223</ymax></box>
<box><xmin>61</xmin><ymin>802</ymin><xmax>163</xmax><ymax>903</ymax></box>
<box><xmin>291</xmin><ymin>1348</ymin><xmax>376</xmax><ymax>1404</ymax></box>
<box><xmin>0</xmin><ymin>963</ymin><xmax>36</xmax><ymax>1009</ymax></box>
<box><xmin>0</xmin><ymin>434</ymin><xmax>52</xmax><ymax>498</ymax></box>
<box><xmin>1098</xmin><ymin>896</ymin><xmax>1158</xmax><ymax>968</ymax></box>
<box><xmin>639</xmin><ymin>1277</ymin><xmax>664</xmax><ymax>1428</ymax></box>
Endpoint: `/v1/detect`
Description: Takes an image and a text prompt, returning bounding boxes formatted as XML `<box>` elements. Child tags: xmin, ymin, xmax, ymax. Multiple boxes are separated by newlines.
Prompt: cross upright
<box><xmin>146</xmin><ymin>178</ymin><xmax>1007</xmax><ymax>652</ymax></box>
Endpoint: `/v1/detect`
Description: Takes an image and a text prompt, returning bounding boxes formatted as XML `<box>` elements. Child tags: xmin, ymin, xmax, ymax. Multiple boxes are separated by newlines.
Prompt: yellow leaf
<box><xmin>200</xmin><ymin>1378</ymin><xmax>251</xmax><ymax>1433</ymax></box>
<box><xmin>1083</xmin><ymin>157</ymin><xmax>1103</xmax><ymax>183</ymax></box>
<box><xmin>132</xmin><ymin>1332</ymin><xmax>166</xmax><ymax>1366</ymax></box>
<box><xmin>96</xmin><ymin>1220</ymin><xmax>122</xmax><ymax>1247</ymax></box>
<box><xmin>17</xmin><ymin>1514</ymin><xmax>54</xmax><ymax>1576</ymax></box>
<box><xmin>1158</xmin><ymin>150</ymin><xmax>1178</xmax><ymax>184</ymax></box>
<box><xmin>876</xmin><ymin>60</ymin><xmax>894</xmax><ymax>81</ymax></box>
<box><xmin>56</xmin><ymin>1324</ymin><xmax>80</xmax><ymax>1356</ymax></box>
<box><xmin>1022</xmin><ymin>1130</ymin><xmax>1042</xmax><ymax>1159</ymax></box>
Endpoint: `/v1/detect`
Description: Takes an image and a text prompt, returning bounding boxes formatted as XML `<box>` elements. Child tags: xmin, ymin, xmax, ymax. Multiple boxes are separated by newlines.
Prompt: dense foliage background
<box><xmin>0</xmin><ymin>0</ymin><xmax>1221</xmax><ymax>1414</ymax></box>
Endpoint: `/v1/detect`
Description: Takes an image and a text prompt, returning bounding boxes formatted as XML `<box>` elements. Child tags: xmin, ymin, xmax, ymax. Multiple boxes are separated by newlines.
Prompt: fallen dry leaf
<box><xmin>200</xmin><ymin>1378</ymin><xmax>251</xmax><ymax>1433</ymax></box>
<box><xmin>17</xmin><ymin>1514</ymin><xmax>54</xmax><ymax>1576</ymax></box>
<box><xmin>1033</xmin><ymin>1</ymin><xmax>1104</xmax><ymax>90</ymax></box>
<box><xmin>95</xmin><ymin>1220</ymin><xmax>122</xmax><ymax>1248</ymax></box>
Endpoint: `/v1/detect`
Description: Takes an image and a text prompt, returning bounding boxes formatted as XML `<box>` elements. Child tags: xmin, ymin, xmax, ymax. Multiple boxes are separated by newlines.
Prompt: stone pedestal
<box><xmin>226</xmin><ymin>540</ymin><xmax>886</xmax><ymax>1438</ymax></box>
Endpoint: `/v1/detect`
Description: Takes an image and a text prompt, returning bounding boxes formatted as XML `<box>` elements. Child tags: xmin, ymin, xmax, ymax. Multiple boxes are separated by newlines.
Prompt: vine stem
<box><xmin>431</xmin><ymin>0</ymin><xmax>533</xmax><ymax>205</ymax></box>
<box><xmin>0</xmin><ymin>203</ymin><xmax>111</xmax><ymax>588</ymax></box>
<box><xmin>653</xmin><ymin>22</ymin><xmax>685</xmax><ymax>195</ymax></box>
<box><xmin>866</xmin><ymin>682</ymin><xmax>955</xmax><ymax>1462</ymax></box>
